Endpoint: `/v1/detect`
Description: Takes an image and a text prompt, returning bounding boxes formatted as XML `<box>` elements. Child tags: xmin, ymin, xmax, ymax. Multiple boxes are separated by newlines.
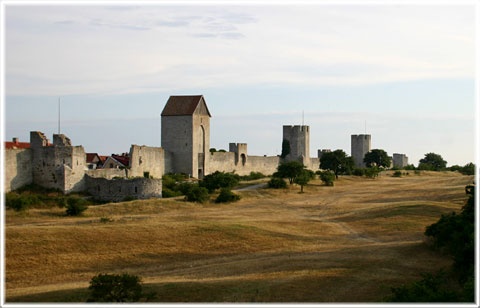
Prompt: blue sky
<box><xmin>4</xmin><ymin>4</ymin><xmax>476</xmax><ymax>166</ymax></box>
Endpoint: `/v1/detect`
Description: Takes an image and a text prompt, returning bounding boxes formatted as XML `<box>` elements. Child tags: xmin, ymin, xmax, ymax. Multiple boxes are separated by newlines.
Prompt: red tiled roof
<box><xmin>5</xmin><ymin>141</ymin><xmax>30</xmax><ymax>149</ymax></box>
<box><xmin>98</xmin><ymin>156</ymin><xmax>108</xmax><ymax>164</ymax></box>
<box><xmin>161</xmin><ymin>95</ymin><xmax>211</xmax><ymax>117</ymax></box>
<box><xmin>112</xmin><ymin>154</ymin><xmax>130</xmax><ymax>167</ymax></box>
<box><xmin>86</xmin><ymin>153</ymin><xmax>100</xmax><ymax>163</ymax></box>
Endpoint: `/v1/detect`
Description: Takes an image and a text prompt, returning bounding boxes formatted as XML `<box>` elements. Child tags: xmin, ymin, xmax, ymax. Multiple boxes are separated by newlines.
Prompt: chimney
<box><xmin>12</xmin><ymin>137</ymin><xmax>19</xmax><ymax>144</ymax></box>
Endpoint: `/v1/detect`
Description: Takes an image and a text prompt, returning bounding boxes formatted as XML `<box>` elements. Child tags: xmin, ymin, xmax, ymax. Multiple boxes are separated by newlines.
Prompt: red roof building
<box><xmin>5</xmin><ymin>138</ymin><xmax>31</xmax><ymax>149</ymax></box>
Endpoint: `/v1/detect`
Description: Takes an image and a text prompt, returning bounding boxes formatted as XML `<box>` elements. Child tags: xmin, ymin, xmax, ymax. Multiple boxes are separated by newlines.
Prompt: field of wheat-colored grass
<box><xmin>5</xmin><ymin>171</ymin><xmax>473</xmax><ymax>302</ymax></box>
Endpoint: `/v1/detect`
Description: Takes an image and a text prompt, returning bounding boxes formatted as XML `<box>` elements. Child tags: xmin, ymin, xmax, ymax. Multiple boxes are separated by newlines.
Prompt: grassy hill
<box><xmin>5</xmin><ymin>171</ymin><xmax>473</xmax><ymax>302</ymax></box>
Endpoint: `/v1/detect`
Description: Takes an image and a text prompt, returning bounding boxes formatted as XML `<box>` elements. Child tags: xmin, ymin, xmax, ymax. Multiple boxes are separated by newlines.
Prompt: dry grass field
<box><xmin>5</xmin><ymin>171</ymin><xmax>473</xmax><ymax>303</ymax></box>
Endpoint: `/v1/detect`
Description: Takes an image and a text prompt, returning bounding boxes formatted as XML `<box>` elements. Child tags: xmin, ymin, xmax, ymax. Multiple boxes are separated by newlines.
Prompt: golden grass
<box><xmin>5</xmin><ymin>172</ymin><xmax>474</xmax><ymax>302</ymax></box>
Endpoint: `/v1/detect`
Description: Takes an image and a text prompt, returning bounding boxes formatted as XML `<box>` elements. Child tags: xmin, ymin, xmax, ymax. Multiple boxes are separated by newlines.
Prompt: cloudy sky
<box><xmin>4</xmin><ymin>3</ymin><xmax>476</xmax><ymax>166</ymax></box>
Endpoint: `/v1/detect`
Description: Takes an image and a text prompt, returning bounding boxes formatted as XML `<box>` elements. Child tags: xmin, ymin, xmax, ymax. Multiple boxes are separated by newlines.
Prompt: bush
<box><xmin>6</xmin><ymin>193</ymin><xmax>42</xmax><ymax>211</ymax></box>
<box><xmin>122</xmin><ymin>195</ymin><xmax>136</xmax><ymax>202</ymax></box>
<box><xmin>268</xmin><ymin>177</ymin><xmax>287</xmax><ymax>188</ymax></box>
<box><xmin>404</xmin><ymin>164</ymin><xmax>416</xmax><ymax>170</ymax></box>
<box><xmin>215</xmin><ymin>188</ymin><xmax>241</xmax><ymax>203</ymax></box>
<box><xmin>319</xmin><ymin>171</ymin><xmax>335</xmax><ymax>186</ymax></box>
<box><xmin>392</xmin><ymin>170</ymin><xmax>402</xmax><ymax>177</ymax></box>
<box><xmin>459</xmin><ymin>163</ymin><xmax>475</xmax><ymax>175</ymax></box>
<box><xmin>88</xmin><ymin>273</ymin><xmax>146</xmax><ymax>302</ymax></box>
<box><xmin>239</xmin><ymin>171</ymin><xmax>266</xmax><ymax>181</ymax></box>
<box><xmin>65</xmin><ymin>197</ymin><xmax>88</xmax><ymax>216</ymax></box>
<box><xmin>353</xmin><ymin>168</ymin><xmax>365</xmax><ymax>176</ymax></box>
<box><xmin>365</xmin><ymin>167</ymin><xmax>380</xmax><ymax>178</ymax></box>
<box><xmin>185</xmin><ymin>186</ymin><xmax>209</xmax><ymax>203</ymax></box>
<box><xmin>201</xmin><ymin>171</ymin><xmax>240</xmax><ymax>193</ymax></box>
<box><xmin>161</xmin><ymin>188</ymin><xmax>182</xmax><ymax>198</ymax></box>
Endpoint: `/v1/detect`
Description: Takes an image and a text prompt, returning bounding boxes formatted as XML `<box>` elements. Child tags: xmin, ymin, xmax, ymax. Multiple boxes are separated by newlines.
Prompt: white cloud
<box><xmin>5</xmin><ymin>4</ymin><xmax>475</xmax><ymax>96</ymax></box>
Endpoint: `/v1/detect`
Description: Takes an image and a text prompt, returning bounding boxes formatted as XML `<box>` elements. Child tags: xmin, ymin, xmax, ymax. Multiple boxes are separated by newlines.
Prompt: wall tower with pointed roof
<box><xmin>161</xmin><ymin>95</ymin><xmax>211</xmax><ymax>178</ymax></box>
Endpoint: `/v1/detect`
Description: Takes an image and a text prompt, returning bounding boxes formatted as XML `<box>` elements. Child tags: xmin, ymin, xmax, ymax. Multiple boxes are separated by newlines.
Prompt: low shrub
<box><xmin>88</xmin><ymin>273</ymin><xmax>149</xmax><ymax>302</ymax></box>
<box><xmin>239</xmin><ymin>171</ymin><xmax>266</xmax><ymax>181</ymax></box>
<box><xmin>66</xmin><ymin>197</ymin><xmax>88</xmax><ymax>216</ymax></box>
<box><xmin>201</xmin><ymin>171</ymin><xmax>240</xmax><ymax>193</ymax></box>
<box><xmin>365</xmin><ymin>167</ymin><xmax>380</xmax><ymax>178</ymax></box>
<box><xmin>353</xmin><ymin>168</ymin><xmax>365</xmax><ymax>176</ymax></box>
<box><xmin>185</xmin><ymin>186</ymin><xmax>209</xmax><ymax>203</ymax></box>
<box><xmin>215</xmin><ymin>188</ymin><xmax>241</xmax><ymax>203</ymax></box>
<box><xmin>392</xmin><ymin>170</ymin><xmax>402</xmax><ymax>177</ymax></box>
<box><xmin>6</xmin><ymin>193</ymin><xmax>42</xmax><ymax>211</ymax></box>
<box><xmin>414</xmin><ymin>170</ymin><xmax>422</xmax><ymax>175</ymax></box>
<box><xmin>161</xmin><ymin>188</ymin><xmax>182</xmax><ymax>198</ymax></box>
<box><xmin>122</xmin><ymin>195</ymin><xmax>136</xmax><ymax>202</ymax></box>
<box><xmin>100</xmin><ymin>217</ymin><xmax>114</xmax><ymax>223</ymax></box>
<box><xmin>319</xmin><ymin>171</ymin><xmax>335</xmax><ymax>186</ymax></box>
<box><xmin>268</xmin><ymin>177</ymin><xmax>287</xmax><ymax>188</ymax></box>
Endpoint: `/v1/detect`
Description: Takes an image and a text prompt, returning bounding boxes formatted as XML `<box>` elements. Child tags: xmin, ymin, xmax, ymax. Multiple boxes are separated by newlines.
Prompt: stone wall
<box><xmin>129</xmin><ymin>145</ymin><xmax>164</xmax><ymax>178</ymax></box>
<box><xmin>308</xmin><ymin>158</ymin><xmax>320</xmax><ymax>171</ymax></box>
<box><xmin>85</xmin><ymin>175</ymin><xmax>162</xmax><ymax>202</ymax></box>
<box><xmin>209</xmin><ymin>152</ymin><xmax>280</xmax><ymax>176</ymax></box>
<box><xmin>5</xmin><ymin>148</ymin><xmax>33</xmax><ymax>192</ymax></box>
<box><xmin>86</xmin><ymin>168</ymin><xmax>127</xmax><ymax>179</ymax></box>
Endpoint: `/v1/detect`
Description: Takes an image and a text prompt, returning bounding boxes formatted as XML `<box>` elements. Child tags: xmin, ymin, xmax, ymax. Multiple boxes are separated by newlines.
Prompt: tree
<box><xmin>419</xmin><ymin>153</ymin><xmax>447</xmax><ymax>171</ymax></box>
<box><xmin>280</xmin><ymin>139</ymin><xmax>290</xmax><ymax>159</ymax></box>
<box><xmin>294</xmin><ymin>169</ymin><xmax>315</xmax><ymax>192</ymax></box>
<box><xmin>363</xmin><ymin>149</ymin><xmax>391</xmax><ymax>168</ymax></box>
<box><xmin>88</xmin><ymin>273</ymin><xmax>145</xmax><ymax>302</ymax></box>
<box><xmin>268</xmin><ymin>177</ymin><xmax>287</xmax><ymax>188</ymax></box>
<box><xmin>320</xmin><ymin>149</ymin><xmax>354</xmax><ymax>179</ymax></box>
<box><xmin>185</xmin><ymin>186</ymin><xmax>210</xmax><ymax>203</ymax></box>
<box><xmin>275</xmin><ymin>161</ymin><xmax>305</xmax><ymax>184</ymax></box>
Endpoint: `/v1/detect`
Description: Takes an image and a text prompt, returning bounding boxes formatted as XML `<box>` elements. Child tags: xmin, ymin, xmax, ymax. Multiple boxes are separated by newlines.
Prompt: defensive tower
<box><xmin>283</xmin><ymin>125</ymin><xmax>310</xmax><ymax>166</ymax></box>
<box><xmin>161</xmin><ymin>95</ymin><xmax>211</xmax><ymax>178</ymax></box>
<box><xmin>351</xmin><ymin>134</ymin><xmax>371</xmax><ymax>168</ymax></box>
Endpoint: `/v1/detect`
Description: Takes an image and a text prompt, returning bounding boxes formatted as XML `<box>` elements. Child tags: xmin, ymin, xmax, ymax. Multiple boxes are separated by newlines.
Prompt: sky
<box><xmin>4</xmin><ymin>3</ymin><xmax>477</xmax><ymax>166</ymax></box>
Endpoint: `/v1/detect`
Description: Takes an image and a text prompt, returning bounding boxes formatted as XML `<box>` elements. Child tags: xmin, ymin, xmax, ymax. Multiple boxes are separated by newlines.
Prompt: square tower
<box><xmin>351</xmin><ymin>134</ymin><xmax>371</xmax><ymax>168</ymax></box>
<box><xmin>283</xmin><ymin>125</ymin><xmax>310</xmax><ymax>165</ymax></box>
<box><xmin>161</xmin><ymin>95</ymin><xmax>211</xmax><ymax>178</ymax></box>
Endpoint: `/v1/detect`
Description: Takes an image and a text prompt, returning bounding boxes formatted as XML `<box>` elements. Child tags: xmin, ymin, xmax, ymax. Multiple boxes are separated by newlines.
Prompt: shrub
<box><xmin>201</xmin><ymin>171</ymin><xmax>240</xmax><ymax>193</ymax></box>
<box><xmin>215</xmin><ymin>188</ymin><xmax>241</xmax><ymax>203</ymax></box>
<box><xmin>268</xmin><ymin>177</ymin><xmax>287</xmax><ymax>188</ymax></box>
<box><xmin>100</xmin><ymin>217</ymin><xmax>114</xmax><ymax>223</ymax></box>
<box><xmin>459</xmin><ymin>163</ymin><xmax>475</xmax><ymax>175</ymax></box>
<box><xmin>239</xmin><ymin>171</ymin><xmax>266</xmax><ymax>181</ymax></box>
<box><xmin>353</xmin><ymin>168</ymin><xmax>365</xmax><ymax>176</ymax></box>
<box><xmin>392</xmin><ymin>170</ymin><xmax>402</xmax><ymax>177</ymax></box>
<box><xmin>414</xmin><ymin>170</ymin><xmax>421</xmax><ymax>175</ymax></box>
<box><xmin>122</xmin><ymin>195</ymin><xmax>136</xmax><ymax>202</ymax></box>
<box><xmin>65</xmin><ymin>197</ymin><xmax>88</xmax><ymax>216</ymax></box>
<box><xmin>365</xmin><ymin>167</ymin><xmax>380</xmax><ymax>178</ymax></box>
<box><xmin>88</xmin><ymin>273</ymin><xmax>146</xmax><ymax>302</ymax></box>
<box><xmin>185</xmin><ymin>186</ymin><xmax>209</xmax><ymax>203</ymax></box>
<box><xmin>6</xmin><ymin>193</ymin><xmax>41</xmax><ymax>211</ymax></box>
<box><xmin>319</xmin><ymin>171</ymin><xmax>335</xmax><ymax>186</ymax></box>
<box><xmin>161</xmin><ymin>188</ymin><xmax>182</xmax><ymax>198</ymax></box>
<box><xmin>404</xmin><ymin>164</ymin><xmax>416</xmax><ymax>170</ymax></box>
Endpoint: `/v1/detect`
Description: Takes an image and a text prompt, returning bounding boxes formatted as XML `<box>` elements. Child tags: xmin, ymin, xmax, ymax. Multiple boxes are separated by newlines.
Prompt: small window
<box><xmin>119</xmin><ymin>187</ymin><xmax>121</xmax><ymax>192</ymax></box>
<box><xmin>63</xmin><ymin>159</ymin><xmax>65</xmax><ymax>164</ymax></box>
<box><xmin>110</xmin><ymin>163</ymin><xmax>113</xmax><ymax>168</ymax></box>
<box><xmin>97</xmin><ymin>185</ymin><xmax>100</xmax><ymax>192</ymax></box>
<box><xmin>135</xmin><ymin>187</ymin><xmax>138</xmax><ymax>193</ymax></box>
<box><xmin>42</xmin><ymin>161</ymin><xmax>45</xmax><ymax>167</ymax></box>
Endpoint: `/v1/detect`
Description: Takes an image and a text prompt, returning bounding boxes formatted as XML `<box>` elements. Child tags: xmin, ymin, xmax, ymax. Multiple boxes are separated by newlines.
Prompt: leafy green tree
<box><xmin>419</xmin><ymin>153</ymin><xmax>447</xmax><ymax>171</ymax></box>
<box><xmin>280</xmin><ymin>139</ymin><xmax>290</xmax><ymax>159</ymax></box>
<box><xmin>88</xmin><ymin>273</ymin><xmax>147</xmax><ymax>302</ymax></box>
<box><xmin>294</xmin><ymin>169</ymin><xmax>315</xmax><ymax>193</ymax></box>
<box><xmin>320</xmin><ymin>149</ymin><xmax>354</xmax><ymax>179</ymax></box>
<box><xmin>363</xmin><ymin>149</ymin><xmax>391</xmax><ymax>168</ymax></box>
<box><xmin>364</xmin><ymin>166</ymin><xmax>380</xmax><ymax>179</ymax></box>
<box><xmin>275</xmin><ymin>161</ymin><xmax>305</xmax><ymax>184</ymax></box>
<box><xmin>459</xmin><ymin>163</ymin><xmax>475</xmax><ymax>175</ymax></box>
